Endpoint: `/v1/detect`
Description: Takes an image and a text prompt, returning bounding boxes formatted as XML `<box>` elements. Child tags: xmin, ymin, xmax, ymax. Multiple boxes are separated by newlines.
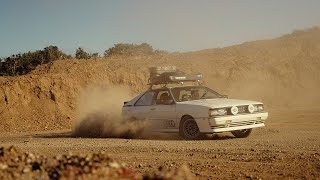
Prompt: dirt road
<box><xmin>1</xmin><ymin>108</ymin><xmax>320</xmax><ymax>179</ymax></box>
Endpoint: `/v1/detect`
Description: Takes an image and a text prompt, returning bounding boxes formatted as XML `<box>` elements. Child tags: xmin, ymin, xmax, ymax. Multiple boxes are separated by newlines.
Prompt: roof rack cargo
<box><xmin>148</xmin><ymin>66</ymin><xmax>203</xmax><ymax>88</ymax></box>
<box><xmin>149</xmin><ymin>66</ymin><xmax>177</xmax><ymax>77</ymax></box>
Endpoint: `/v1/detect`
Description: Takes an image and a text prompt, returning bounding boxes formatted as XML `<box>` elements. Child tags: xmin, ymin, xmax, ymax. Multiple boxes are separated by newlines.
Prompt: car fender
<box><xmin>176</xmin><ymin>104</ymin><xmax>211</xmax><ymax>132</ymax></box>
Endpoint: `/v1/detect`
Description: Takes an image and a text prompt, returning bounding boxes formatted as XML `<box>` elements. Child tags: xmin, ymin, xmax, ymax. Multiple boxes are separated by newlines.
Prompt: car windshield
<box><xmin>170</xmin><ymin>86</ymin><xmax>224</xmax><ymax>102</ymax></box>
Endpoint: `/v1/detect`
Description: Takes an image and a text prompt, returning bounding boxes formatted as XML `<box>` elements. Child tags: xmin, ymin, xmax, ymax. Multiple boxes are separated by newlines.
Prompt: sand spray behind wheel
<box><xmin>73</xmin><ymin>86</ymin><xmax>146</xmax><ymax>138</ymax></box>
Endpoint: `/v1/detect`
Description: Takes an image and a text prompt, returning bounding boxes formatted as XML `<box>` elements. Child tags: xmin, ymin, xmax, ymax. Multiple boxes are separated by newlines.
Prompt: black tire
<box><xmin>231</xmin><ymin>129</ymin><xmax>252</xmax><ymax>138</ymax></box>
<box><xmin>179</xmin><ymin>116</ymin><xmax>201</xmax><ymax>140</ymax></box>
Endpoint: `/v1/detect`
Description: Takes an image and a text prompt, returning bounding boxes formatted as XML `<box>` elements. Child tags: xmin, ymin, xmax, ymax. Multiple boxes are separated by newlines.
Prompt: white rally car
<box><xmin>122</xmin><ymin>67</ymin><xmax>268</xmax><ymax>139</ymax></box>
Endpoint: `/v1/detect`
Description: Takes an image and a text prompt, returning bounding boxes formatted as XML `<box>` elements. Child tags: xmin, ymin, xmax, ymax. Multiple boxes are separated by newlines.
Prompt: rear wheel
<box><xmin>179</xmin><ymin>116</ymin><xmax>200</xmax><ymax>140</ymax></box>
<box><xmin>231</xmin><ymin>129</ymin><xmax>252</xmax><ymax>138</ymax></box>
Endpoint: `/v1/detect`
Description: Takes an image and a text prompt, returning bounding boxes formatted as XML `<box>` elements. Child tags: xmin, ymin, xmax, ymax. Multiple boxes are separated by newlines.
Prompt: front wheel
<box><xmin>179</xmin><ymin>117</ymin><xmax>200</xmax><ymax>140</ymax></box>
<box><xmin>231</xmin><ymin>129</ymin><xmax>252</xmax><ymax>138</ymax></box>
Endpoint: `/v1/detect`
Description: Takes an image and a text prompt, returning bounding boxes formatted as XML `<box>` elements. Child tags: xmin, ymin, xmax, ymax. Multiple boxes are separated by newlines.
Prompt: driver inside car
<box><xmin>191</xmin><ymin>89</ymin><xmax>200</xmax><ymax>100</ymax></box>
<box><xmin>159</xmin><ymin>92</ymin><xmax>171</xmax><ymax>105</ymax></box>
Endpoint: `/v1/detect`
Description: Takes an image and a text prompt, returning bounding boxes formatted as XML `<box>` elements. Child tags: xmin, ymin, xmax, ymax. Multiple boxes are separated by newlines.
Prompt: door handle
<box><xmin>150</xmin><ymin>108</ymin><xmax>156</xmax><ymax>110</ymax></box>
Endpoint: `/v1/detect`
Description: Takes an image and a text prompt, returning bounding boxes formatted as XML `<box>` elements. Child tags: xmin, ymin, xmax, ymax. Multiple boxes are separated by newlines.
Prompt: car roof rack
<box><xmin>148</xmin><ymin>66</ymin><xmax>203</xmax><ymax>89</ymax></box>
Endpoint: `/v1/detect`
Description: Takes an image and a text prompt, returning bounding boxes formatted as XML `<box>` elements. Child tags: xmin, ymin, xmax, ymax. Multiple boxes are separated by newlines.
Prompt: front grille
<box><xmin>229</xmin><ymin>120</ymin><xmax>255</xmax><ymax>127</ymax></box>
<box><xmin>237</xmin><ymin>106</ymin><xmax>247</xmax><ymax>114</ymax></box>
<box><xmin>210</xmin><ymin>120</ymin><xmax>265</xmax><ymax>129</ymax></box>
<box><xmin>210</xmin><ymin>125</ymin><xmax>225</xmax><ymax>129</ymax></box>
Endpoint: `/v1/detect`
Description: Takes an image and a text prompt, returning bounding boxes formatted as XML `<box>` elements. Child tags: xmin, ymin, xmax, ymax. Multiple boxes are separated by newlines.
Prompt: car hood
<box><xmin>177</xmin><ymin>98</ymin><xmax>262</xmax><ymax>108</ymax></box>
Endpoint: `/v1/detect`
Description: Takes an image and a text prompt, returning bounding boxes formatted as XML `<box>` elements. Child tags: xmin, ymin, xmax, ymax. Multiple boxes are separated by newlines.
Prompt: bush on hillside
<box><xmin>75</xmin><ymin>47</ymin><xmax>99</xmax><ymax>60</ymax></box>
<box><xmin>75</xmin><ymin>47</ymin><xmax>90</xmax><ymax>59</ymax></box>
<box><xmin>104</xmin><ymin>43</ymin><xmax>159</xmax><ymax>57</ymax></box>
<box><xmin>0</xmin><ymin>43</ymin><xmax>165</xmax><ymax>76</ymax></box>
<box><xmin>0</xmin><ymin>46</ymin><xmax>70</xmax><ymax>76</ymax></box>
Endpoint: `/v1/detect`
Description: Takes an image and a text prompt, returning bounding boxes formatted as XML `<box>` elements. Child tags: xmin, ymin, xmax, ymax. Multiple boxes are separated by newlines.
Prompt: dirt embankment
<box><xmin>1</xmin><ymin>27</ymin><xmax>320</xmax><ymax>133</ymax></box>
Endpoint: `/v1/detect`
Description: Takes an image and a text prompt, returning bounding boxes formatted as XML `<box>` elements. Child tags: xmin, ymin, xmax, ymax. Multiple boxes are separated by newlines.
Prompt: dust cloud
<box><xmin>72</xmin><ymin>86</ymin><xmax>146</xmax><ymax>138</ymax></box>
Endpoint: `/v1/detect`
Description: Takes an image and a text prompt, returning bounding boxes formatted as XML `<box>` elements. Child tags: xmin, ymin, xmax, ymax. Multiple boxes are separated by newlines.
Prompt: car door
<box><xmin>148</xmin><ymin>90</ymin><xmax>177</xmax><ymax>130</ymax></box>
<box><xmin>130</xmin><ymin>91</ymin><xmax>156</xmax><ymax>120</ymax></box>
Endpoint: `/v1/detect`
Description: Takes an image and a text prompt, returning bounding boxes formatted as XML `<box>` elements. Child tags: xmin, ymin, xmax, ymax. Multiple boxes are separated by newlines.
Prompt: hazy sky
<box><xmin>0</xmin><ymin>0</ymin><xmax>319</xmax><ymax>57</ymax></box>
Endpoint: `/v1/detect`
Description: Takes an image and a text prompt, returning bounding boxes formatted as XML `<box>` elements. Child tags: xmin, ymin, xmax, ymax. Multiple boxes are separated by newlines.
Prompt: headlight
<box><xmin>248</xmin><ymin>104</ymin><xmax>255</xmax><ymax>113</ymax></box>
<box><xmin>209</xmin><ymin>108</ymin><xmax>227</xmax><ymax>116</ymax></box>
<box><xmin>253</xmin><ymin>104</ymin><xmax>264</xmax><ymax>112</ymax></box>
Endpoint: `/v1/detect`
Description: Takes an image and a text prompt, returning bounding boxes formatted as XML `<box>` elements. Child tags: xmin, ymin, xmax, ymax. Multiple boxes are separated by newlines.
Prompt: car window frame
<box><xmin>134</xmin><ymin>90</ymin><xmax>156</xmax><ymax>106</ymax></box>
<box><xmin>154</xmin><ymin>89</ymin><xmax>176</xmax><ymax>106</ymax></box>
<box><xmin>170</xmin><ymin>86</ymin><xmax>223</xmax><ymax>102</ymax></box>
<box><xmin>134</xmin><ymin>88</ymin><xmax>176</xmax><ymax>106</ymax></box>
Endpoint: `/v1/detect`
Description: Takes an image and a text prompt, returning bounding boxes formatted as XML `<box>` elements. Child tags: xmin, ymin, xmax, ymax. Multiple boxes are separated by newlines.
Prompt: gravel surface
<box><xmin>1</xmin><ymin>108</ymin><xmax>320</xmax><ymax>179</ymax></box>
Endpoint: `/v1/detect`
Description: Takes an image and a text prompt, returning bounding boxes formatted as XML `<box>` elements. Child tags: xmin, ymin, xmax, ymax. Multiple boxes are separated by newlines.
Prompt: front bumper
<box><xmin>196</xmin><ymin>112</ymin><xmax>268</xmax><ymax>133</ymax></box>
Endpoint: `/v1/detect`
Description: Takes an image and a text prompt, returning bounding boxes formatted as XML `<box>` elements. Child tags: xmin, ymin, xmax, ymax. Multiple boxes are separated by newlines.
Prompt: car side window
<box><xmin>135</xmin><ymin>91</ymin><xmax>155</xmax><ymax>106</ymax></box>
<box><xmin>155</xmin><ymin>90</ymin><xmax>174</xmax><ymax>105</ymax></box>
